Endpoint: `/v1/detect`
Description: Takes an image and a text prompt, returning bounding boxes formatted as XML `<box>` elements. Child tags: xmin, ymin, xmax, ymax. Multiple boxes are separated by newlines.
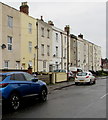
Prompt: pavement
<box><xmin>48</xmin><ymin>79</ymin><xmax>75</xmax><ymax>93</ymax></box>
<box><xmin>47</xmin><ymin>76</ymin><xmax>107</xmax><ymax>93</ymax></box>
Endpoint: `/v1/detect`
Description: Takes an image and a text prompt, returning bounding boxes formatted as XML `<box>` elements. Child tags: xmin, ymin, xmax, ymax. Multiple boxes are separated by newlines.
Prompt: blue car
<box><xmin>0</xmin><ymin>72</ymin><xmax>48</xmax><ymax>111</ymax></box>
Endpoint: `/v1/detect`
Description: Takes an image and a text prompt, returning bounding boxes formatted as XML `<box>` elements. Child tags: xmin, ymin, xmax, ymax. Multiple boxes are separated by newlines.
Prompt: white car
<box><xmin>75</xmin><ymin>72</ymin><xmax>96</xmax><ymax>85</ymax></box>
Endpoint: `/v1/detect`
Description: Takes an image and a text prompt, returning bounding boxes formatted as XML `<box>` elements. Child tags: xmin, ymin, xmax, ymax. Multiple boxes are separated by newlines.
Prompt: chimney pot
<box><xmin>41</xmin><ymin>16</ymin><xmax>44</xmax><ymax>21</ymax></box>
<box><xmin>78</xmin><ymin>33</ymin><xmax>83</xmax><ymax>39</ymax></box>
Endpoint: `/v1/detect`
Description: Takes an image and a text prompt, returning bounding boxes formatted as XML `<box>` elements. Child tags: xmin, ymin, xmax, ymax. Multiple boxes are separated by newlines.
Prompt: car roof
<box><xmin>0</xmin><ymin>72</ymin><xmax>26</xmax><ymax>76</ymax></box>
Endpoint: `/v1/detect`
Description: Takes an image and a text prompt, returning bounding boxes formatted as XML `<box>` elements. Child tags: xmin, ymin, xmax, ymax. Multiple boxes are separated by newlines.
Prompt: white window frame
<box><xmin>41</xmin><ymin>27</ymin><xmax>44</xmax><ymax>37</ymax></box>
<box><xmin>43</xmin><ymin>61</ymin><xmax>46</xmax><ymax>68</ymax></box>
<box><xmin>41</xmin><ymin>44</ymin><xmax>44</xmax><ymax>55</ymax></box>
<box><xmin>47</xmin><ymin>29</ymin><xmax>50</xmax><ymax>38</ymax></box>
<box><xmin>4</xmin><ymin>60</ymin><xmax>9</xmax><ymax>69</ymax></box>
<box><xmin>28</xmin><ymin>23</ymin><xmax>32</xmax><ymax>33</ymax></box>
<box><xmin>8</xmin><ymin>16</ymin><xmax>13</xmax><ymax>28</ymax></box>
<box><xmin>56</xmin><ymin>33</ymin><xmax>58</xmax><ymax>42</ymax></box>
<box><xmin>64</xmin><ymin>36</ymin><xmax>66</xmax><ymax>44</ymax></box>
<box><xmin>56</xmin><ymin>46</ymin><xmax>58</xmax><ymax>57</ymax></box>
<box><xmin>29</xmin><ymin>41</ymin><xmax>32</xmax><ymax>53</ymax></box>
<box><xmin>64</xmin><ymin>48</ymin><xmax>66</xmax><ymax>58</ymax></box>
<box><xmin>47</xmin><ymin>45</ymin><xmax>50</xmax><ymax>56</ymax></box>
<box><xmin>7</xmin><ymin>36</ymin><xmax>12</xmax><ymax>50</ymax></box>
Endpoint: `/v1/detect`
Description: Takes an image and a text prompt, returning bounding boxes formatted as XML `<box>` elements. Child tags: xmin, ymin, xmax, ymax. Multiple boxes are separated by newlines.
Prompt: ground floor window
<box><xmin>4</xmin><ymin>60</ymin><xmax>9</xmax><ymax>69</ymax></box>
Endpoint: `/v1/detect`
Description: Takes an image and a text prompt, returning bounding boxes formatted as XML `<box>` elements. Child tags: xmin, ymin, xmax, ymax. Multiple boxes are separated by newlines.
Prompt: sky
<box><xmin>0</xmin><ymin>0</ymin><xmax>106</xmax><ymax>58</ymax></box>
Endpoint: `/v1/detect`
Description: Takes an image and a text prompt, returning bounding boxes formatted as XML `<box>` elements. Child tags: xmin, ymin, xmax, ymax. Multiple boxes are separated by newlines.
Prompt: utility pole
<box><xmin>65</xmin><ymin>25</ymin><xmax>70</xmax><ymax>81</ymax></box>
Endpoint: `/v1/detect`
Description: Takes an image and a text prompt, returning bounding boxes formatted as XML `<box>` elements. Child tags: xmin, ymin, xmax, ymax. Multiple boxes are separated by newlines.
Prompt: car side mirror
<box><xmin>32</xmin><ymin>78</ymin><xmax>38</xmax><ymax>82</ymax></box>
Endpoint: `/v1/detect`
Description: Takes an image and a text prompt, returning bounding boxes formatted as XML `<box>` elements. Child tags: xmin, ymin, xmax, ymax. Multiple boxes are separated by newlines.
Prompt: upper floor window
<box><xmin>56</xmin><ymin>46</ymin><xmax>58</xmax><ymax>57</ymax></box>
<box><xmin>47</xmin><ymin>45</ymin><xmax>50</xmax><ymax>56</ymax></box>
<box><xmin>47</xmin><ymin>29</ymin><xmax>50</xmax><ymax>38</ymax></box>
<box><xmin>64</xmin><ymin>36</ymin><xmax>66</xmax><ymax>44</ymax></box>
<box><xmin>28</xmin><ymin>23</ymin><xmax>32</xmax><ymax>33</ymax></box>
<box><xmin>28</xmin><ymin>41</ymin><xmax>32</xmax><ymax>53</ymax></box>
<box><xmin>8</xmin><ymin>16</ymin><xmax>13</xmax><ymax>28</ymax></box>
<box><xmin>41</xmin><ymin>27</ymin><xmax>44</xmax><ymax>37</ymax></box>
<box><xmin>64</xmin><ymin>48</ymin><xmax>66</xmax><ymax>58</ymax></box>
<box><xmin>43</xmin><ymin>61</ymin><xmax>46</xmax><ymax>68</ymax></box>
<box><xmin>7</xmin><ymin>36</ymin><xmax>12</xmax><ymax>50</ymax></box>
<box><xmin>41</xmin><ymin>44</ymin><xmax>44</xmax><ymax>56</ymax></box>
<box><xmin>56</xmin><ymin>33</ymin><xmax>58</xmax><ymax>42</ymax></box>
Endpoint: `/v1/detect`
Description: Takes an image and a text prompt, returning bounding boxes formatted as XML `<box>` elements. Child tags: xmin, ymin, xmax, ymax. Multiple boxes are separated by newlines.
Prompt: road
<box><xmin>2</xmin><ymin>77</ymin><xmax>106</xmax><ymax>119</ymax></box>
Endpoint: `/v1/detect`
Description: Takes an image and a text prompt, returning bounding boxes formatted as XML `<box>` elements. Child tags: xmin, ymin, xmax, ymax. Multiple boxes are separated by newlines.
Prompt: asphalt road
<box><xmin>2</xmin><ymin>77</ymin><xmax>107</xmax><ymax>119</ymax></box>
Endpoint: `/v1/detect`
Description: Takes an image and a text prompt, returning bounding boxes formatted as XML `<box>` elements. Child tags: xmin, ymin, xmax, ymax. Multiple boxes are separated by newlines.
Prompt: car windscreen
<box><xmin>0</xmin><ymin>75</ymin><xmax>7</xmax><ymax>81</ymax></box>
<box><xmin>77</xmin><ymin>72</ymin><xmax>87</xmax><ymax>76</ymax></box>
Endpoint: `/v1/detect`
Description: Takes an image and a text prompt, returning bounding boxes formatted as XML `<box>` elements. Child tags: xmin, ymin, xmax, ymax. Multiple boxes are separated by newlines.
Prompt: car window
<box><xmin>77</xmin><ymin>72</ymin><xmax>87</xmax><ymax>76</ymax></box>
<box><xmin>10</xmin><ymin>74</ymin><xmax>15</xmax><ymax>80</ymax></box>
<box><xmin>23</xmin><ymin>72</ymin><xmax>34</xmax><ymax>81</ymax></box>
<box><xmin>0</xmin><ymin>75</ymin><xmax>7</xmax><ymax>81</ymax></box>
<box><xmin>14</xmin><ymin>73</ymin><xmax>26</xmax><ymax>81</ymax></box>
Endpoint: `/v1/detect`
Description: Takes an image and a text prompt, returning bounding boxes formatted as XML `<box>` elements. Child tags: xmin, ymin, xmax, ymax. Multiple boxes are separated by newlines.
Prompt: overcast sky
<box><xmin>1</xmin><ymin>0</ymin><xmax>106</xmax><ymax>58</ymax></box>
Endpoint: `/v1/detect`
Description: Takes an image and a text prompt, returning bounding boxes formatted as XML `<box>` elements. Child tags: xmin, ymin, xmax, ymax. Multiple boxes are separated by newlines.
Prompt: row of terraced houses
<box><xmin>0</xmin><ymin>2</ymin><xmax>102</xmax><ymax>73</ymax></box>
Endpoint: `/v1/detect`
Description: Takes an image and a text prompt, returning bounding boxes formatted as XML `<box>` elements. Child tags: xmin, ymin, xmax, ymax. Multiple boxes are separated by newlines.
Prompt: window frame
<box><xmin>7</xmin><ymin>15</ymin><xmax>13</xmax><ymax>28</ymax></box>
<box><xmin>28</xmin><ymin>41</ymin><xmax>32</xmax><ymax>53</ymax></box>
<box><xmin>28</xmin><ymin>23</ymin><xmax>32</xmax><ymax>33</ymax></box>
<box><xmin>7</xmin><ymin>36</ymin><xmax>12</xmax><ymax>51</ymax></box>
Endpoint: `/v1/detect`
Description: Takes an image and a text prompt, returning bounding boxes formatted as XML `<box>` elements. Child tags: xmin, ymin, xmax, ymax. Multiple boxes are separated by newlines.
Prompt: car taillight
<box><xmin>86</xmin><ymin>76</ymin><xmax>89</xmax><ymax>78</ymax></box>
<box><xmin>0</xmin><ymin>83</ymin><xmax>9</xmax><ymax>88</ymax></box>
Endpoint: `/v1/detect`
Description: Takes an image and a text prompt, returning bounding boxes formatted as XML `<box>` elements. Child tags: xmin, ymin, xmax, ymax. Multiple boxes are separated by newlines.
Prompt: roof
<box><xmin>0</xmin><ymin>72</ymin><xmax>26</xmax><ymax>76</ymax></box>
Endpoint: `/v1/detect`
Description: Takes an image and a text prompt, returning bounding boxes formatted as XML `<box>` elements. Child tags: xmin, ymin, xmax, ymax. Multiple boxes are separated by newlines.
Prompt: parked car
<box><xmin>0</xmin><ymin>72</ymin><xmax>48</xmax><ymax>111</ymax></box>
<box><xmin>75</xmin><ymin>71</ymin><xmax>96</xmax><ymax>85</ymax></box>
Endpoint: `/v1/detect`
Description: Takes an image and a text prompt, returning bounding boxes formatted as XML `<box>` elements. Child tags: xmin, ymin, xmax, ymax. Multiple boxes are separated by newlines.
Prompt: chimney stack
<box><xmin>20</xmin><ymin>2</ymin><xmax>29</xmax><ymax>15</ymax></box>
<box><xmin>48</xmin><ymin>21</ymin><xmax>54</xmax><ymax>26</ymax></box>
<box><xmin>64</xmin><ymin>25</ymin><xmax>70</xmax><ymax>34</ymax></box>
<box><xmin>78</xmin><ymin>33</ymin><xmax>83</xmax><ymax>39</ymax></box>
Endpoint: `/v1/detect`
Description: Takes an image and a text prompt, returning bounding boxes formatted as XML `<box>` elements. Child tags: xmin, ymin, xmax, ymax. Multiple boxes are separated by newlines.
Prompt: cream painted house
<box><xmin>0</xmin><ymin>2</ymin><xmax>21</xmax><ymax>69</ymax></box>
<box><xmin>20</xmin><ymin>12</ymin><xmax>37</xmax><ymax>72</ymax></box>
<box><xmin>36</xmin><ymin>18</ymin><xmax>53</xmax><ymax>72</ymax></box>
<box><xmin>0</xmin><ymin>3</ymin><xmax>2</xmax><ymax>69</ymax></box>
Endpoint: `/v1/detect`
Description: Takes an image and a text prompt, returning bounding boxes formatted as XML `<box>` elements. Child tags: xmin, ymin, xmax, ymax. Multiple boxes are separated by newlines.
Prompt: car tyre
<box><xmin>89</xmin><ymin>79</ymin><xmax>92</xmax><ymax>85</ymax></box>
<box><xmin>9</xmin><ymin>93</ymin><xmax>20</xmax><ymax>111</ymax></box>
<box><xmin>39</xmin><ymin>88</ymin><xmax>47</xmax><ymax>102</ymax></box>
<box><xmin>93</xmin><ymin>80</ymin><xmax>96</xmax><ymax>84</ymax></box>
<box><xmin>75</xmin><ymin>82</ymin><xmax>79</xmax><ymax>85</ymax></box>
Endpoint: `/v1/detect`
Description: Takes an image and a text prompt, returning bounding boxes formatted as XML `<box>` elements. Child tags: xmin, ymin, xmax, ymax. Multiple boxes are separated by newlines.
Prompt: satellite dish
<box><xmin>1</xmin><ymin>44</ymin><xmax>6</xmax><ymax>49</ymax></box>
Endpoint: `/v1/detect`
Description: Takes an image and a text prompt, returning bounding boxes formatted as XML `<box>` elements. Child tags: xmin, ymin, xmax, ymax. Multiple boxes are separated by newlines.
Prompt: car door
<box><xmin>23</xmin><ymin>73</ymin><xmax>40</xmax><ymax>95</ymax></box>
<box><xmin>10</xmin><ymin>73</ymin><xmax>32</xmax><ymax>96</ymax></box>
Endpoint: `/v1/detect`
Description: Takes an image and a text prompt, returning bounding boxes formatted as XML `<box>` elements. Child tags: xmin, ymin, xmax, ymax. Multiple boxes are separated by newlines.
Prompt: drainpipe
<box><xmin>36</xmin><ymin>21</ymin><xmax>38</xmax><ymax>73</ymax></box>
<box><xmin>60</xmin><ymin>32</ymin><xmax>63</xmax><ymax>69</ymax></box>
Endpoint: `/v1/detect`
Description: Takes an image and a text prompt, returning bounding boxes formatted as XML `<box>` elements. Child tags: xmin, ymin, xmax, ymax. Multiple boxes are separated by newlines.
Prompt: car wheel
<box><xmin>89</xmin><ymin>79</ymin><xmax>92</xmax><ymax>85</ymax></box>
<box><xmin>75</xmin><ymin>82</ymin><xmax>79</xmax><ymax>85</ymax></box>
<box><xmin>39</xmin><ymin>88</ymin><xmax>47</xmax><ymax>102</ymax></box>
<box><xmin>93</xmin><ymin>80</ymin><xmax>96</xmax><ymax>84</ymax></box>
<box><xmin>9</xmin><ymin>93</ymin><xmax>20</xmax><ymax>111</ymax></box>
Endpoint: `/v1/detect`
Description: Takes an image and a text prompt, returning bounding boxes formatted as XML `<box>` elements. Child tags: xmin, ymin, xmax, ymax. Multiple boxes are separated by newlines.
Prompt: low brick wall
<box><xmin>37</xmin><ymin>74</ymin><xmax>52</xmax><ymax>84</ymax></box>
<box><xmin>55</xmin><ymin>72</ymin><xmax>67</xmax><ymax>83</ymax></box>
